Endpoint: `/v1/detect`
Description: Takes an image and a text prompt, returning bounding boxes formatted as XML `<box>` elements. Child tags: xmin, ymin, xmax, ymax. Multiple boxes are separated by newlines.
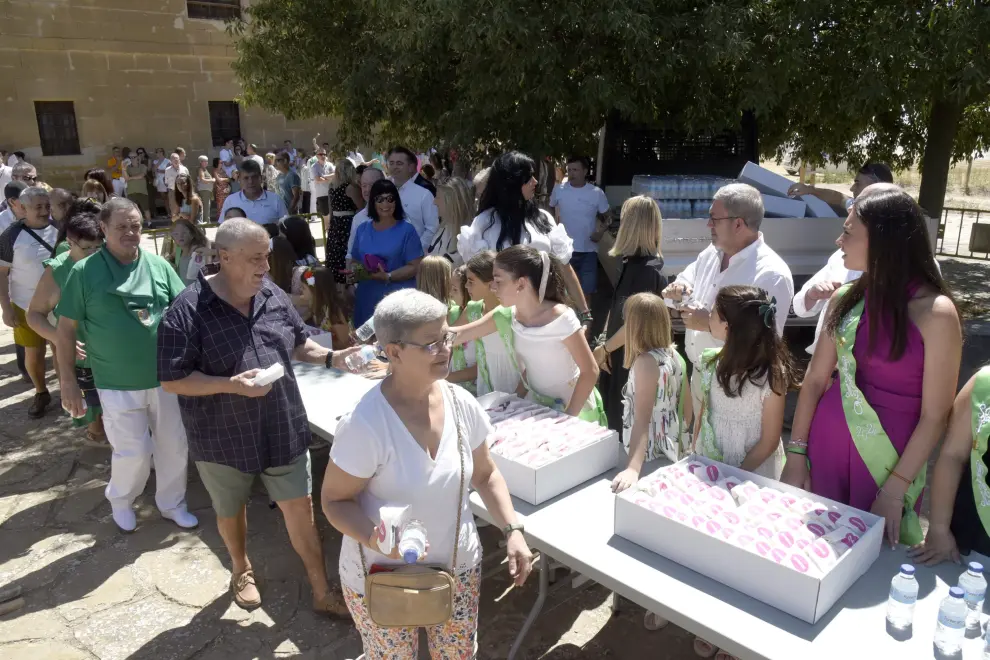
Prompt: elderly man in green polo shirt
<box><xmin>57</xmin><ymin>198</ymin><xmax>197</xmax><ymax>533</ymax></box>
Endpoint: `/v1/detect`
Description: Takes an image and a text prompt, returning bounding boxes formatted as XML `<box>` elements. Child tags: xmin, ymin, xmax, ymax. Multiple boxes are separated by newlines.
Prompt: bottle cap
<box><xmin>900</xmin><ymin>564</ymin><xmax>915</xmax><ymax>576</ymax></box>
<box><xmin>403</xmin><ymin>549</ymin><xmax>419</xmax><ymax>565</ymax></box>
<box><xmin>968</xmin><ymin>561</ymin><xmax>984</xmax><ymax>574</ymax></box>
<box><xmin>950</xmin><ymin>586</ymin><xmax>965</xmax><ymax>598</ymax></box>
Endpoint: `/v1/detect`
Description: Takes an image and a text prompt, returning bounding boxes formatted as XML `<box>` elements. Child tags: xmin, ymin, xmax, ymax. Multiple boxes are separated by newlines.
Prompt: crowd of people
<box><xmin>3</xmin><ymin>141</ymin><xmax>990</xmax><ymax>660</ymax></box>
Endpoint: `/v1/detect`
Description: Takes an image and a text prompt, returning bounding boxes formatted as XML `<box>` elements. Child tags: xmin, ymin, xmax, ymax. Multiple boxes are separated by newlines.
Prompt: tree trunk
<box><xmin>918</xmin><ymin>97</ymin><xmax>965</xmax><ymax>219</ymax></box>
<box><xmin>964</xmin><ymin>157</ymin><xmax>974</xmax><ymax>196</ymax></box>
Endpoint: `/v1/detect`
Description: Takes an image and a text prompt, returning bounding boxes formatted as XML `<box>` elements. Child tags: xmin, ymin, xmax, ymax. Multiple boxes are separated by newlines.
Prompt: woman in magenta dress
<box><xmin>781</xmin><ymin>184</ymin><xmax>961</xmax><ymax>546</ymax></box>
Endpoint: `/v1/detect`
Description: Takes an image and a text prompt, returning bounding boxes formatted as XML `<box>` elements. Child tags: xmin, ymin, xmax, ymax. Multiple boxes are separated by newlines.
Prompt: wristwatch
<box><xmin>503</xmin><ymin>523</ymin><xmax>525</xmax><ymax>538</ymax></box>
<box><xmin>386</xmin><ymin>272</ymin><xmax>392</xmax><ymax>284</ymax></box>
<box><xmin>324</xmin><ymin>349</ymin><xmax>335</xmax><ymax>370</ymax></box>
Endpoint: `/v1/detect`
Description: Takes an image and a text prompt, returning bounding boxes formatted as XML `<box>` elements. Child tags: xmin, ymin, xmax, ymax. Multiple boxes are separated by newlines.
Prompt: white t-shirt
<box><xmin>311</xmin><ymin>161</ymin><xmax>332</xmax><ymax>198</ymax></box>
<box><xmin>396</xmin><ymin>177</ymin><xmax>440</xmax><ymax>251</ymax></box>
<box><xmin>346</xmin><ymin>207</ymin><xmax>370</xmax><ymax>261</ymax></box>
<box><xmin>0</xmin><ymin>222</ymin><xmax>58</xmax><ymax>309</ymax></box>
<box><xmin>6</xmin><ymin>155</ymin><xmax>18</xmax><ymax>167</ymax></box>
<box><xmin>164</xmin><ymin>164</ymin><xmax>189</xmax><ymax>191</ymax></box>
<box><xmin>549</xmin><ymin>182</ymin><xmax>609</xmax><ymax>253</ymax></box>
<box><xmin>0</xmin><ymin>208</ymin><xmax>16</xmax><ymax>234</ymax></box>
<box><xmin>330</xmin><ymin>383</ymin><xmax>491</xmax><ymax>594</ymax></box>
<box><xmin>458</xmin><ymin>208</ymin><xmax>574</xmax><ymax>265</ymax></box>
<box><xmin>0</xmin><ymin>164</ymin><xmax>12</xmax><ymax>193</ymax></box>
<box><xmin>792</xmin><ymin>248</ymin><xmax>862</xmax><ymax>355</ymax></box>
<box><xmin>673</xmin><ymin>234</ymin><xmax>794</xmax><ymax>366</ymax></box>
<box><xmin>219</xmin><ymin>148</ymin><xmax>236</xmax><ymax>176</ymax></box>
<box><xmin>246</xmin><ymin>154</ymin><xmax>265</xmax><ymax>170</ymax></box>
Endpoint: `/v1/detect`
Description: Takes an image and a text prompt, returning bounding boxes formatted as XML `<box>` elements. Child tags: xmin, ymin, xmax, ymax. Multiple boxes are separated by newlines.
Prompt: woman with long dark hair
<box><xmin>457</xmin><ymin>151</ymin><xmax>590</xmax><ymax>322</ymax></box>
<box><xmin>279</xmin><ymin>215</ymin><xmax>319</xmax><ymax>266</ymax></box>
<box><xmin>349</xmin><ymin>179</ymin><xmax>424</xmax><ymax>326</ymax></box>
<box><xmin>782</xmin><ymin>184</ymin><xmax>962</xmax><ymax>548</ymax></box>
<box><xmin>170</xmin><ymin>173</ymin><xmax>203</xmax><ymax>224</ymax></box>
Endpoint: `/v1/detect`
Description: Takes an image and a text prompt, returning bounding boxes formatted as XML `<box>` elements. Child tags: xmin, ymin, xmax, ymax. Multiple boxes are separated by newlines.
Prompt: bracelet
<box><xmin>878</xmin><ymin>487</ymin><xmax>903</xmax><ymax>502</ymax></box>
<box><xmin>888</xmin><ymin>469</ymin><xmax>912</xmax><ymax>486</ymax></box>
<box><xmin>578</xmin><ymin>310</ymin><xmax>593</xmax><ymax>325</ymax></box>
<box><xmin>784</xmin><ymin>445</ymin><xmax>808</xmax><ymax>456</ymax></box>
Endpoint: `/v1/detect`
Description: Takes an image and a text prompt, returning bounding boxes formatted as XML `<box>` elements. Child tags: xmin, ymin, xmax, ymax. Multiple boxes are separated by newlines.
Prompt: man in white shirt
<box><xmin>220</xmin><ymin>138</ymin><xmax>237</xmax><ymax>177</ymax></box>
<box><xmin>246</xmin><ymin>144</ymin><xmax>265</xmax><ymax>170</ymax></box>
<box><xmin>163</xmin><ymin>153</ymin><xmax>189</xmax><ymax>217</ymax></box>
<box><xmin>217</xmin><ymin>159</ymin><xmax>288</xmax><ymax>236</ymax></box>
<box><xmin>787</xmin><ymin>162</ymin><xmax>894</xmax><ymax>216</ymax></box>
<box><xmin>550</xmin><ymin>156</ymin><xmax>610</xmax><ymax>295</ymax></box>
<box><xmin>310</xmin><ymin>150</ymin><xmax>333</xmax><ymax>222</ymax></box>
<box><xmin>387</xmin><ymin>146</ymin><xmax>439</xmax><ymax>251</ymax></box>
<box><xmin>347</xmin><ymin>150</ymin><xmax>365</xmax><ymax>167</ymax></box>
<box><xmin>792</xmin><ymin>249</ymin><xmax>862</xmax><ymax>355</ymax></box>
<box><xmin>7</xmin><ymin>151</ymin><xmax>23</xmax><ymax>168</ymax></box>
<box><xmin>664</xmin><ymin>183</ymin><xmax>794</xmax><ymax>414</ymax></box>
<box><xmin>346</xmin><ymin>167</ymin><xmax>385</xmax><ymax>261</ymax></box>
<box><xmin>0</xmin><ymin>161</ymin><xmax>11</xmax><ymax>193</ymax></box>
<box><xmin>283</xmin><ymin>140</ymin><xmax>297</xmax><ymax>162</ymax></box>
<box><xmin>0</xmin><ymin>181</ymin><xmax>27</xmax><ymax>233</ymax></box>
<box><xmin>0</xmin><ymin>186</ymin><xmax>58</xmax><ymax>418</ymax></box>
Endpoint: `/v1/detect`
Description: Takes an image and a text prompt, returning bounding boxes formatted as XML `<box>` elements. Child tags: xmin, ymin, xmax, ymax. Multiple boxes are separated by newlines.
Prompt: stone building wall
<box><xmin>0</xmin><ymin>0</ymin><xmax>338</xmax><ymax>190</ymax></box>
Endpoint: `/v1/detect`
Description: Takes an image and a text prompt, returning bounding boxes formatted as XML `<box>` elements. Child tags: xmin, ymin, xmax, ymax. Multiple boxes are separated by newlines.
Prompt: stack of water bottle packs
<box><xmin>630</xmin><ymin>174</ymin><xmax>734</xmax><ymax>219</ymax></box>
<box><xmin>486</xmin><ymin>398</ymin><xmax>614</xmax><ymax>468</ymax></box>
<box><xmin>626</xmin><ymin>460</ymin><xmax>872</xmax><ymax>577</ymax></box>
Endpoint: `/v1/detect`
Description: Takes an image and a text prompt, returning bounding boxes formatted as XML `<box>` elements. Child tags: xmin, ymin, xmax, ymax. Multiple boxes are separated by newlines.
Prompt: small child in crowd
<box><xmin>300</xmin><ymin>266</ymin><xmax>351</xmax><ymax>350</ymax></box>
<box><xmin>418</xmin><ymin>255</ymin><xmax>478</xmax><ymax>393</ymax></box>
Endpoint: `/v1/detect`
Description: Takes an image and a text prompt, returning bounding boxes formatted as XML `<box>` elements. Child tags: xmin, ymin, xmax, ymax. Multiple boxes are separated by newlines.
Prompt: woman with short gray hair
<box><xmin>322</xmin><ymin>289</ymin><xmax>532</xmax><ymax>659</ymax></box>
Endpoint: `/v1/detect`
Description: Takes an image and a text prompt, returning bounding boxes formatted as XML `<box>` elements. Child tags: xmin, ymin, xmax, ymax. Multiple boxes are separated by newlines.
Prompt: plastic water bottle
<box><xmin>935</xmin><ymin>586</ymin><xmax>968</xmax><ymax>654</ymax></box>
<box><xmin>959</xmin><ymin>561</ymin><xmax>987</xmax><ymax>628</ymax></box>
<box><xmin>354</xmin><ymin>318</ymin><xmax>375</xmax><ymax>342</ymax></box>
<box><xmin>983</xmin><ymin>620</ymin><xmax>990</xmax><ymax>658</ymax></box>
<box><xmin>398</xmin><ymin>519</ymin><xmax>428</xmax><ymax>564</ymax></box>
<box><xmin>345</xmin><ymin>345</ymin><xmax>377</xmax><ymax>372</ymax></box>
<box><xmin>886</xmin><ymin>564</ymin><xmax>918</xmax><ymax>630</ymax></box>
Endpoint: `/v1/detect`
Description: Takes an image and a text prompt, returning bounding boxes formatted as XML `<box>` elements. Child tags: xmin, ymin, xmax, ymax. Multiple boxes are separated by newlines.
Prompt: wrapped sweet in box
<box><xmin>614</xmin><ymin>455</ymin><xmax>883</xmax><ymax>623</ymax></box>
<box><xmin>479</xmin><ymin>393</ymin><xmax>620</xmax><ymax>505</ymax></box>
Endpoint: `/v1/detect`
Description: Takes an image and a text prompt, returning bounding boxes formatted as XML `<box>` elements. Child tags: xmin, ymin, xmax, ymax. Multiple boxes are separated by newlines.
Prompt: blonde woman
<box><xmin>430</xmin><ymin>177</ymin><xmax>474</xmax><ymax>265</ymax></box>
<box><xmin>592</xmin><ymin>195</ymin><xmax>668</xmax><ymax>433</ymax></box>
<box><xmin>326</xmin><ymin>159</ymin><xmax>362</xmax><ymax>282</ymax></box>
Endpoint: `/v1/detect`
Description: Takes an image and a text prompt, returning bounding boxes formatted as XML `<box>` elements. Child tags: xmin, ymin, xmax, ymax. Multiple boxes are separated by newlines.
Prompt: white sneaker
<box><xmin>161</xmin><ymin>508</ymin><xmax>199</xmax><ymax>529</ymax></box>
<box><xmin>112</xmin><ymin>506</ymin><xmax>137</xmax><ymax>533</ymax></box>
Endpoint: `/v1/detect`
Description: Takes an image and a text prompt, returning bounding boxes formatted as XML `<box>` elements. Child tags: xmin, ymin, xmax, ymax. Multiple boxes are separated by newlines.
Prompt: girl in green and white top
<box><xmin>417</xmin><ymin>256</ymin><xmax>478</xmax><ymax>394</ymax></box>
<box><xmin>611</xmin><ymin>292</ymin><xmax>690</xmax><ymax>494</ymax></box>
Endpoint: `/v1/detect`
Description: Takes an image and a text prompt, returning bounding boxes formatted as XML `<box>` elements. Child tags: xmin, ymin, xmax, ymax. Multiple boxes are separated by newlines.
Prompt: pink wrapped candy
<box><xmin>804</xmin><ymin>521</ymin><xmax>833</xmax><ymax>538</ymax></box>
<box><xmin>690</xmin><ymin>514</ymin><xmax>708</xmax><ymax>531</ymax></box>
<box><xmin>734</xmin><ymin>533</ymin><xmax>758</xmax><ymax>551</ymax></box>
<box><xmin>739</xmin><ymin>502</ymin><xmax>768</xmax><ymax>522</ymax></box>
<box><xmin>757</xmin><ymin>488</ymin><xmax>783</xmax><ymax>507</ymax></box>
<box><xmin>805</xmin><ymin>538</ymin><xmax>840</xmax><ymax>572</ymax></box>
<box><xmin>776</xmin><ymin>530</ymin><xmax>798</xmax><ymax>549</ymax></box>
<box><xmin>823</xmin><ymin>528</ymin><xmax>860</xmax><ymax>556</ymax></box>
<box><xmin>702</xmin><ymin>503</ymin><xmax>726</xmax><ymax>520</ymax></box>
<box><xmin>685</xmin><ymin>461</ymin><xmax>706</xmax><ymax>476</ymax></box>
<box><xmin>718</xmin><ymin>510</ymin><xmax>742</xmax><ymax>527</ymax></box>
<box><xmin>773</xmin><ymin>515</ymin><xmax>805</xmax><ymax>533</ymax></box>
<box><xmin>777</xmin><ymin>493</ymin><xmax>799</xmax><ymax>510</ymax></box>
<box><xmin>751</xmin><ymin>524</ymin><xmax>775</xmax><ymax>541</ymax></box>
<box><xmin>703</xmin><ymin>519</ymin><xmax>723</xmax><ymax>537</ymax></box>
<box><xmin>787</xmin><ymin>552</ymin><xmax>816</xmax><ymax>575</ymax></box>
<box><xmin>731</xmin><ymin>481</ymin><xmax>762</xmax><ymax>506</ymax></box>
<box><xmin>769</xmin><ymin>547</ymin><xmax>788</xmax><ymax>564</ymax></box>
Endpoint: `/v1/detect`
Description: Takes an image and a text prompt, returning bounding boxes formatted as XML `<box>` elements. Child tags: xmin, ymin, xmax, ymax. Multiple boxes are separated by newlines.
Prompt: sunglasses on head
<box><xmin>374</xmin><ymin>194</ymin><xmax>396</xmax><ymax>204</ymax></box>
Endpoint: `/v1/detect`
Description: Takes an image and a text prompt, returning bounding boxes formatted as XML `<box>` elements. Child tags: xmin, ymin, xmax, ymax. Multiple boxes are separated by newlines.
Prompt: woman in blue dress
<box><xmin>350</xmin><ymin>179</ymin><xmax>424</xmax><ymax>326</ymax></box>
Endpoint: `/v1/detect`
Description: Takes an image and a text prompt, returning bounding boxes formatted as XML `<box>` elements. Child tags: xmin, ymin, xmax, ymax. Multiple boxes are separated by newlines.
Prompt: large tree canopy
<box><xmin>231</xmin><ymin>0</ymin><xmax>990</xmax><ymax>216</ymax></box>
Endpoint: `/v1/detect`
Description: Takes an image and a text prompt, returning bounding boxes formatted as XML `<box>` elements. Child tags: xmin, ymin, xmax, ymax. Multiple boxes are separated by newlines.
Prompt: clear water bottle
<box><xmin>935</xmin><ymin>586</ymin><xmax>968</xmax><ymax>654</ymax></box>
<box><xmin>398</xmin><ymin>519</ymin><xmax>428</xmax><ymax>564</ymax></box>
<box><xmin>345</xmin><ymin>345</ymin><xmax>377</xmax><ymax>372</ymax></box>
<box><xmin>886</xmin><ymin>564</ymin><xmax>918</xmax><ymax>630</ymax></box>
<box><xmin>354</xmin><ymin>318</ymin><xmax>376</xmax><ymax>342</ymax></box>
<box><xmin>959</xmin><ymin>561</ymin><xmax>987</xmax><ymax>628</ymax></box>
<box><xmin>983</xmin><ymin>620</ymin><xmax>990</xmax><ymax>659</ymax></box>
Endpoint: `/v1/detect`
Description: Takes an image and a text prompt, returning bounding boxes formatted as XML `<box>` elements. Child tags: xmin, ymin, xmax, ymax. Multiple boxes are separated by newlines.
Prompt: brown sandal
<box><xmin>313</xmin><ymin>584</ymin><xmax>350</xmax><ymax>619</ymax></box>
<box><xmin>231</xmin><ymin>569</ymin><xmax>262</xmax><ymax>609</ymax></box>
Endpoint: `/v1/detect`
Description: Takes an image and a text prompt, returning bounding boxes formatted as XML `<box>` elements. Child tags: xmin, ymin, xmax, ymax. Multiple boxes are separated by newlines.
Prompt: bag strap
<box><xmin>359</xmin><ymin>383</ymin><xmax>467</xmax><ymax>575</ymax></box>
<box><xmin>20</xmin><ymin>223</ymin><xmax>55</xmax><ymax>256</ymax></box>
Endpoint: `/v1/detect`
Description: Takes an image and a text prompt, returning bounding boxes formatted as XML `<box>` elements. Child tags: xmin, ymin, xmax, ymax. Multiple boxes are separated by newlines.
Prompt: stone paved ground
<box><xmin>0</xmin><ymin>253</ymin><xmax>988</xmax><ymax>660</ymax></box>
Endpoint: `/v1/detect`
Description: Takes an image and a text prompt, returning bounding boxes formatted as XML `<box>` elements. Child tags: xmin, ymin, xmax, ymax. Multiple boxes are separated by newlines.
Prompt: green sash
<box><xmin>101</xmin><ymin>249</ymin><xmax>166</xmax><ymax>334</ymax></box>
<box><xmin>969</xmin><ymin>366</ymin><xmax>990</xmax><ymax>539</ymax></box>
<box><xmin>834</xmin><ymin>283</ymin><xmax>925</xmax><ymax>545</ymax></box>
<box><xmin>674</xmin><ymin>350</ymin><xmax>690</xmax><ymax>454</ymax></box>
<box><xmin>697</xmin><ymin>348</ymin><xmax>724</xmax><ymax>462</ymax></box>
<box><xmin>491</xmin><ymin>306</ymin><xmax>606</xmax><ymax>426</ymax></box>
<box><xmin>448</xmin><ymin>304</ymin><xmax>476</xmax><ymax>395</ymax></box>
<box><xmin>463</xmin><ymin>301</ymin><xmax>489</xmax><ymax>392</ymax></box>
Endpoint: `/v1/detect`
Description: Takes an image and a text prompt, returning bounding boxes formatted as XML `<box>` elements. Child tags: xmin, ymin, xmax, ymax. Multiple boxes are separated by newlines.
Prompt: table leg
<box><xmin>610</xmin><ymin>591</ymin><xmax>620</xmax><ymax>616</ymax></box>
<box><xmin>508</xmin><ymin>552</ymin><xmax>550</xmax><ymax>660</ymax></box>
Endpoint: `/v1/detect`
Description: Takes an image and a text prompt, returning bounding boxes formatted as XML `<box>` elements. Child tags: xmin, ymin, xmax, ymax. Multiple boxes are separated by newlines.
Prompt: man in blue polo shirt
<box><xmin>217</xmin><ymin>159</ymin><xmax>288</xmax><ymax>238</ymax></box>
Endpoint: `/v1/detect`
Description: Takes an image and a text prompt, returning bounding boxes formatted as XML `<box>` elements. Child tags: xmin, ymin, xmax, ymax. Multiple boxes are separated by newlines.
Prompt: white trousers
<box><xmin>112</xmin><ymin>178</ymin><xmax>126</xmax><ymax>198</ymax></box>
<box><xmin>98</xmin><ymin>386</ymin><xmax>188</xmax><ymax>512</ymax></box>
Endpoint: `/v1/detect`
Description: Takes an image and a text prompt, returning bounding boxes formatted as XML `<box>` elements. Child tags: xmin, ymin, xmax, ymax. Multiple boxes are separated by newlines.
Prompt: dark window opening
<box><xmin>187</xmin><ymin>0</ymin><xmax>240</xmax><ymax>21</ymax></box>
<box><xmin>208</xmin><ymin>101</ymin><xmax>241</xmax><ymax>147</ymax></box>
<box><xmin>35</xmin><ymin>101</ymin><xmax>81</xmax><ymax>157</ymax></box>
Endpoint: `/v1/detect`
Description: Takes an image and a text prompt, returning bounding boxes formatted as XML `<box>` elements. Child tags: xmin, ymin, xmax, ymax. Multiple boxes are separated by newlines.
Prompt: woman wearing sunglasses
<box><xmin>349</xmin><ymin>179</ymin><xmax>424</xmax><ymax>327</ymax></box>
<box><xmin>322</xmin><ymin>289</ymin><xmax>533</xmax><ymax>659</ymax></box>
<box><xmin>25</xmin><ymin>200</ymin><xmax>107</xmax><ymax>444</ymax></box>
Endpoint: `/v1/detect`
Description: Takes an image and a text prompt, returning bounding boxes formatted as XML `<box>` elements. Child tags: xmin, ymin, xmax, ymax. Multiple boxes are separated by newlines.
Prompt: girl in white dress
<box><xmin>692</xmin><ymin>285</ymin><xmax>799</xmax><ymax>660</ymax></box>
<box><xmin>452</xmin><ymin>250</ymin><xmax>520</xmax><ymax>396</ymax></box>
<box><xmin>693</xmin><ymin>285</ymin><xmax>798</xmax><ymax>480</ymax></box>
<box><xmin>452</xmin><ymin>245</ymin><xmax>604</xmax><ymax>424</ymax></box>
<box><xmin>456</xmin><ymin>151</ymin><xmax>590</xmax><ymax>319</ymax></box>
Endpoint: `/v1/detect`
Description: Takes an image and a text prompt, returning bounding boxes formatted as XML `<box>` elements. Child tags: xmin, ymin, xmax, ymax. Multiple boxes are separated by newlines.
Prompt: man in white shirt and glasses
<box><xmin>387</xmin><ymin>146</ymin><xmax>439</xmax><ymax>252</ymax></box>
<box><xmin>663</xmin><ymin>183</ymin><xmax>794</xmax><ymax>414</ymax></box>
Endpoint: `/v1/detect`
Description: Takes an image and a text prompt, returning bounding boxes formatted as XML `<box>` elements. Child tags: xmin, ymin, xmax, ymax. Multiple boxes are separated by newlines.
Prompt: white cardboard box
<box><xmin>738</xmin><ymin>161</ymin><xmax>795</xmax><ymax>197</ymax></box>
<box><xmin>479</xmin><ymin>392</ymin><xmax>621</xmax><ymax>505</ymax></box>
<box><xmin>614</xmin><ymin>455</ymin><xmax>883</xmax><ymax>624</ymax></box>
<box><xmin>802</xmin><ymin>194</ymin><xmax>839</xmax><ymax>218</ymax></box>
<box><xmin>762</xmin><ymin>194</ymin><xmax>807</xmax><ymax>218</ymax></box>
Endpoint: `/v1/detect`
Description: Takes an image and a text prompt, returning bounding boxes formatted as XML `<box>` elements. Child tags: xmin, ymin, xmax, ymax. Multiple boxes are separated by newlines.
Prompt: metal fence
<box><xmin>937</xmin><ymin>207</ymin><xmax>990</xmax><ymax>260</ymax></box>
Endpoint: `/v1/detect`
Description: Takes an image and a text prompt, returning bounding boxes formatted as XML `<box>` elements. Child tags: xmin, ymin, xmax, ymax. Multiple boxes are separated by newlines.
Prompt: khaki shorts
<box><xmin>196</xmin><ymin>450</ymin><xmax>312</xmax><ymax>519</ymax></box>
<box><xmin>12</xmin><ymin>305</ymin><xmax>45</xmax><ymax>348</ymax></box>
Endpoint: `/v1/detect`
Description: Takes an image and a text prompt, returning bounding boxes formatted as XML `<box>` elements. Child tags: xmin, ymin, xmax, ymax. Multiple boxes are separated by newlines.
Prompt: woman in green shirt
<box><xmin>26</xmin><ymin>205</ymin><xmax>105</xmax><ymax>442</ymax></box>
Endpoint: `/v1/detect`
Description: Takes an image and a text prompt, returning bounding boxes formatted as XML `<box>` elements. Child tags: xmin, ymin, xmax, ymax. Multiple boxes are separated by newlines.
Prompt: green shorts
<box><xmin>196</xmin><ymin>451</ymin><xmax>312</xmax><ymax>518</ymax></box>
